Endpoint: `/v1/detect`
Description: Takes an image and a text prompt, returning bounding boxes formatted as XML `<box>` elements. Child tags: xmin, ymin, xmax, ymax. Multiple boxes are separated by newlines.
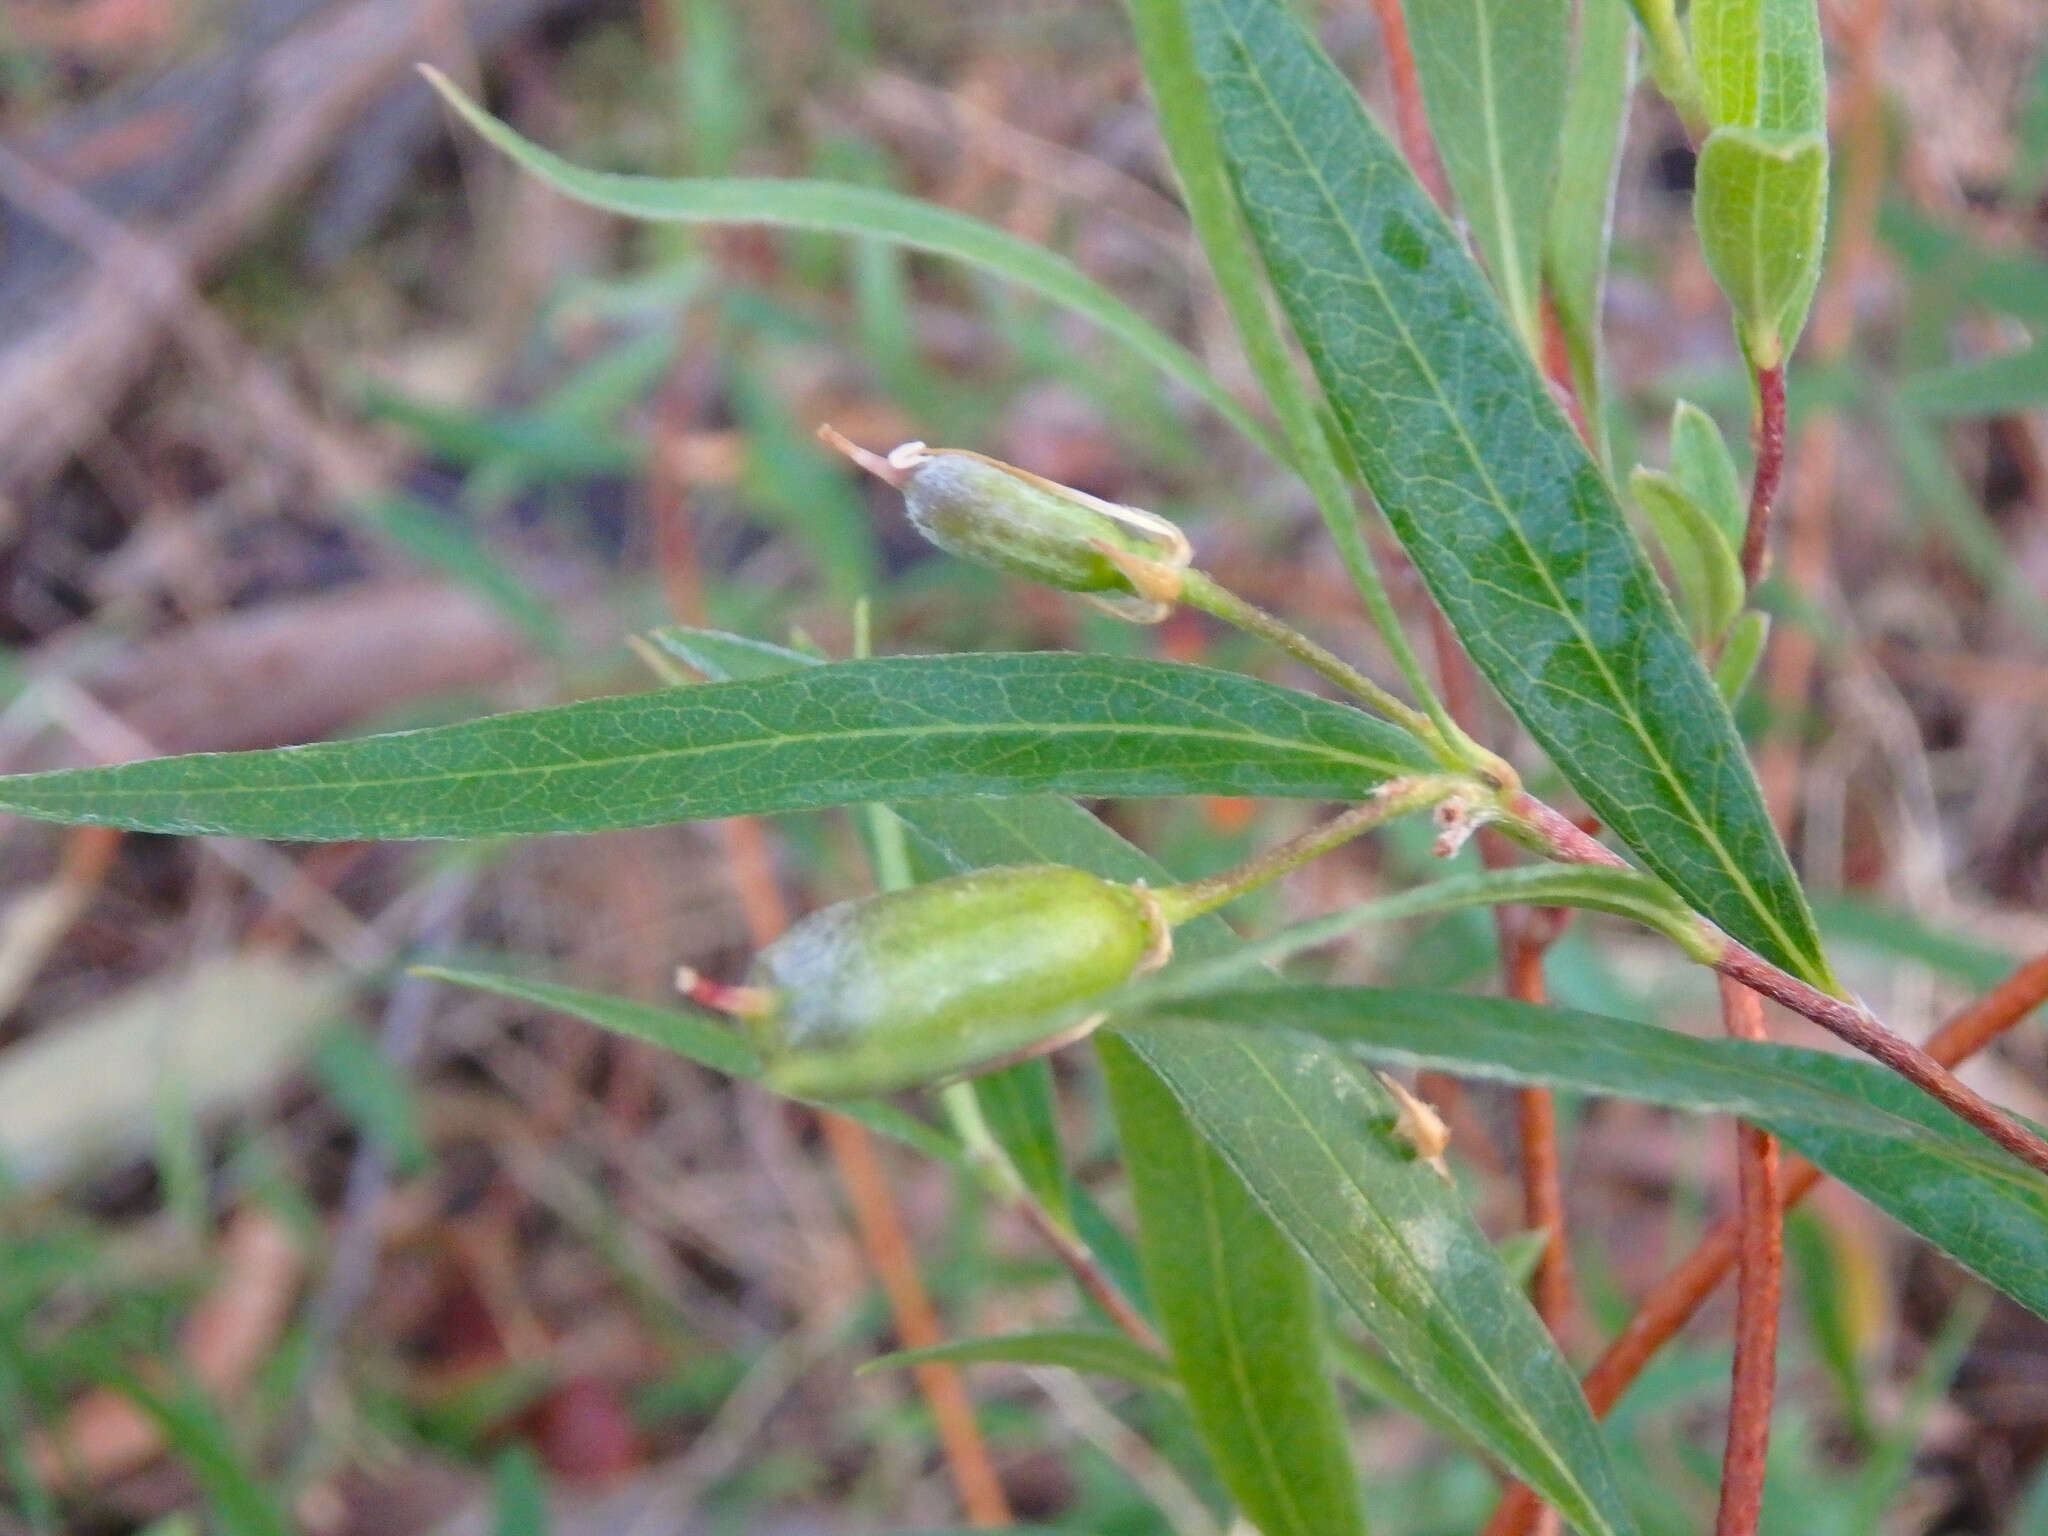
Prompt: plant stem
<box><xmin>1714</xmin><ymin>977</ymin><xmax>1781</xmax><ymax>1536</ymax></box>
<box><xmin>1714</xmin><ymin>938</ymin><xmax>2048</xmax><ymax>1178</ymax></box>
<box><xmin>1509</xmin><ymin>942</ymin><xmax>1576</xmax><ymax>1339</ymax></box>
<box><xmin>1365</xmin><ymin>0</ymin><xmax>1452</xmax><ymax>209</ymax></box>
<box><xmin>1740</xmin><ymin>365</ymin><xmax>1786</xmax><ymax>591</ymax></box>
<box><xmin>1479</xmin><ymin>948</ymin><xmax>2048</xmax><ymax>1536</ymax></box>
<box><xmin>1178</xmin><ymin>570</ymin><xmax>1509</xmax><ymax>781</ymax></box>
<box><xmin>1155</xmin><ymin>777</ymin><xmax>1461</xmax><ymax>924</ymax></box>
<box><xmin>1627</xmin><ymin>0</ymin><xmax>1709</xmax><ymax>137</ymax></box>
<box><xmin>939</xmin><ymin>1084</ymin><xmax>1163</xmax><ymax>1353</ymax></box>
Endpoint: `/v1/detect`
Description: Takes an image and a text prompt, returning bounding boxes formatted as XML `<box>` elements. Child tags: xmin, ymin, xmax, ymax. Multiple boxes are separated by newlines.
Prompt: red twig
<box><xmin>1510</xmin><ymin>932</ymin><xmax>1575</xmax><ymax>1336</ymax></box>
<box><xmin>1714</xmin><ymin>978</ymin><xmax>1781</xmax><ymax>1536</ymax></box>
<box><xmin>1740</xmin><ymin>365</ymin><xmax>1786</xmax><ymax>590</ymax></box>
<box><xmin>1712</xmin><ymin>940</ymin><xmax>2048</xmax><ymax>1178</ymax></box>
<box><xmin>1481</xmin><ymin>950</ymin><xmax>2048</xmax><ymax>1536</ymax></box>
<box><xmin>1365</xmin><ymin>0</ymin><xmax>1452</xmax><ymax>209</ymax></box>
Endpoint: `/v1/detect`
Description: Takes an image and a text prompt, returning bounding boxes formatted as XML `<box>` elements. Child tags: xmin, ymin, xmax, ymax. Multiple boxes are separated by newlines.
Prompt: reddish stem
<box><xmin>1741</xmin><ymin>365</ymin><xmax>1786</xmax><ymax>591</ymax></box>
<box><xmin>1365</xmin><ymin>0</ymin><xmax>1452</xmax><ymax>209</ymax></box>
<box><xmin>1714</xmin><ymin>978</ymin><xmax>1781</xmax><ymax>1536</ymax></box>
<box><xmin>1481</xmin><ymin>950</ymin><xmax>2048</xmax><ymax>1536</ymax></box>
<box><xmin>1713</xmin><ymin>939</ymin><xmax>2048</xmax><ymax>1179</ymax></box>
<box><xmin>1512</xmin><ymin>942</ymin><xmax>1575</xmax><ymax>1336</ymax></box>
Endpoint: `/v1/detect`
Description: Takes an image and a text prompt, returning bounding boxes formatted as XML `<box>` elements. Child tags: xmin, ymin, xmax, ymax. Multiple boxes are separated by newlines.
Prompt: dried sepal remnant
<box><xmin>820</xmin><ymin>425</ymin><xmax>1192</xmax><ymax>622</ymax></box>
<box><xmin>683</xmin><ymin>864</ymin><xmax>1170</xmax><ymax>1099</ymax></box>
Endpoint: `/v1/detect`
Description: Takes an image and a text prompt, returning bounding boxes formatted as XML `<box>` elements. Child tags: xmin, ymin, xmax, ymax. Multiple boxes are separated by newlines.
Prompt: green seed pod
<box><xmin>688</xmin><ymin>865</ymin><xmax>1168</xmax><ymax>1099</ymax></box>
<box><xmin>820</xmin><ymin>427</ymin><xmax>1191</xmax><ymax>622</ymax></box>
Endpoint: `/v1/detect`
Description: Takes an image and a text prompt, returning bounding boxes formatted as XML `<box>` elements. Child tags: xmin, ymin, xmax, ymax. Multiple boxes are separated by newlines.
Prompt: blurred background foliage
<box><xmin>0</xmin><ymin>0</ymin><xmax>2044</xmax><ymax>1531</ymax></box>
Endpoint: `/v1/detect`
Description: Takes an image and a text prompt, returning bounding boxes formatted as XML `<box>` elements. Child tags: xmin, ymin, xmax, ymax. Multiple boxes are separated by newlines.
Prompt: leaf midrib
<box><xmin>1210</xmin><ymin>3</ymin><xmax>1814</xmax><ymax>977</ymax></box>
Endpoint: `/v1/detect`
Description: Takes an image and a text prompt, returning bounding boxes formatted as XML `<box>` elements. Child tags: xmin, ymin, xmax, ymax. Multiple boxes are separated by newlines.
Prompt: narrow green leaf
<box><xmin>1694</xmin><ymin>126</ymin><xmax>1829</xmax><ymax>361</ymax></box>
<box><xmin>356</xmin><ymin>495</ymin><xmax>563</xmax><ymax>653</ymax></box>
<box><xmin>1631</xmin><ymin>467</ymin><xmax>1745</xmax><ymax>645</ymax></box>
<box><xmin>490</xmin><ymin>1445</ymin><xmax>551</xmax><ymax>1536</ymax></box>
<box><xmin>1123</xmin><ymin>0</ymin><xmax>1451</xmax><ymax>726</ymax></box>
<box><xmin>1184</xmin><ymin>0</ymin><xmax>1834</xmax><ymax>990</ymax></box>
<box><xmin>1880</xmin><ymin>395</ymin><xmax>2048</xmax><ymax>644</ymax></box>
<box><xmin>1404</xmin><ymin>0</ymin><xmax>1572</xmax><ymax>348</ymax></box>
<box><xmin>1104</xmin><ymin>1034</ymin><xmax>1367</xmax><ymax>1536</ymax></box>
<box><xmin>1543</xmin><ymin>0</ymin><xmax>1636</xmax><ymax>443</ymax></box>
<box><xmin>1712</xmin><ymin>609</ymin><xmax>1769</xmax><ymax>704</ymax></box>
<box><xmin>421</xmin><ymin>69</ymin><xmax>1283</xmax><ymax>463</ymax></box>
<box><xmin>1667</xmin><ymin>400</ymin><xmax>1747</xmax><ymax>549</ymax></box>
<box><xmin>1150</xmin><ymin>984</ymin><xmax>2048</xmax><ymax>1321</ymax></box>
<box><xmin>862</xmin><ymin>1330</ymin><xmax>1179</xmax><ymax>1393</ymax></box>
<box><xmin>0</xmin><ymin>653</ymin><xmax>1431</xmax><ymax>840</ymax></box>
<box><xmin>1689</xmin><ymin>0</ymin><xmax>1827</xmax><ymax>136</ymax></box>
<box><xmin>310</xmin><ymin>1026</ymin><xmax>431</xmax><ymax>1176</ymax></box>
<box><xmin>1898</xmin><ymin>339</ymin><xmax>2048</xmax><ymax>418</ymax></box>
<box><xmin>1811</xmin><ymin>894</ymin><xmax>2025</xmax><ymax>994</ymax></box>
<box><xmin>108</xmin><ymin>1371</ymin><xmax>292</xmax><ymax>1536</ymax></box>
<box><xmin>1114</xmin><ymin>1025</ymin><xmax>1635</xmax><ymax>1536</ymax></box>
<box><xmin>414</xmin><ymin>964</ymin><xmax>959</xmax><ymax>1164</ymax></box>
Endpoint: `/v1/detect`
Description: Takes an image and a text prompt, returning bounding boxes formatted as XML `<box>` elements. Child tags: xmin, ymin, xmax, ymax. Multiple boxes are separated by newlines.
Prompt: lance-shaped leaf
<box><xmin>1631</xmin><ymin>466</ymin><xmax>1745</xmax><ymax>646</ymax></box>
<box><xmin>1689</xmin><ymin>0</ymin><xmax>1827</xmax><ymax>135</ymax></box>
<box><xmin>1403</xmin><ymin>0</ymin><xmax>1571</xmax><ymax>350</ymax></box>
<box><xmin>1543</xmin><ymin>0</ymin><xmax>1636</xmax><ymax>443</ymax></box>
<box><xmin>1667</xmin><ymin>399</ymin><xmax>1747</xmax><ymax>549</ymax></box>
<box><xmin>1142</xmin><ymin>984</ymin><xmax>2048</xmax><ymax>1322</ymax></box>
<box><xmin>422</xmin><ymin>69</ymin><xmax>1282</xmax><ymax>463</ymax></box>
<box><xmin>0</xmin><ymin>654</ymin><xmax>1432</xmax><ymax>839</ymax></box>
<box><xmin>1182</xmin><ymin>0</ymin><xmax>1835</xmax><ymax>990</ymax></box>
<box><xmin>1694</xmin><ymin>126</ymin><xmax>1829</xmax><ymax>365</ymax></box>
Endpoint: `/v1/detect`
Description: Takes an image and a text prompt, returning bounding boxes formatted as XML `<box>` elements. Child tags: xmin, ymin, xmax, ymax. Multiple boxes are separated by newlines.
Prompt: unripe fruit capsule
<box><xmin>819</xmin><ymin>427</ymin><xmax>1191</xmax><ymax>623</ymax></box>
<box><xmin>693</xmin><ymin>865</ymin><xmax>1168</xmax><ymax>1099</ymax></box>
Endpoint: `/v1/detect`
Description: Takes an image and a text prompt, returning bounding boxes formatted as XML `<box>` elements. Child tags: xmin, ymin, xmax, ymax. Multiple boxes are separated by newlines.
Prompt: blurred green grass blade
<box><xmin>1877</xmin><ymin>200</ymin><xmax>2048</xmax><ymax>329</ymax></box>
<box><xmin>726</xmin><ymin>347</ymin><xmax>879</xmax><ymax>597</ymax></box>
<box><xmin>422</xmin><ymin>69</ymin><xmax>1283</xmax><ymax>463</ymax></box>
<box><xmin>414</xmin><ymin>964</ymin><xmax>958</xmax><ymax>1164</ymax></box>
<box><xmin>311</xmin><ymin>1025</ymin><xmax>431</xmax><ymax>1177</ymax></box>
<box><xmin>1105</xmin><ymin>1035</ymin><xmax>1369</xmax><ymax>1536</ymax></box>
<box><xmin>897</xmin><ymin>796</ymin><xmax>1636</xmax><ymax>1536</ymax></box>
<box><xmin>1784</xmin><ymin>1209</ymin><xmax>1874</xmax><ymax>1443</ymax></box>
<box><xmin>0</xmin><ymin>1347</ymin><xmax>56</xmax><ymax>1535</ymax></box>
<box><xmin>357</xmin><ymin>494</ymin><xmax>563</xmax><ymax>653</ymax></box>
<box><xmin>2013</xmin><ymin>45</ymin><xmax>2048</xmax><ymax>208</ymax></box>
<box><xmin>491</xmin><ymin>1444</ymin><xmax>551</xmax><ymax>1536</ymax></box>
<box><xmin>358</xmin><ymin>379</ymin><xmax>642</xmax><ymax>478</ymax></box>
<box><xmin>0</xmin><ymin>653</ymin><xmax>1431</xmax><ymax>838</ymax></box>
<box><xmin>1898</xmin><ymin>339</ymin><xmax>2048</xmax><ymax>418</ymax></box>
<box><xmin>1403</xmin><ymin>0</ymin><xmax>1572</xmax><ymax>349</ymax></box>
<box><xmin>1880</xmin><ymin>394</ymin><xmax>2048</xmax><ymax>644</ymax></box>
<box><xmin>862</xmin><ymin>1329</ymin><xmax>1178</xmax><ymax>1393</ymax></box>
<box><xmin>1184</xmin><ymin>0</ymin><xmax>1833</xmax><ymax>992</ymax></box>
<box><xmin>1544</xmin><ymin>0</ymin><xmax>1634</xmax><ymax>449</ymax></box>
<box><xmin>1810</xmin><ymin>894</ymin><xmax>2025</xmax><ymax>993</ymax></box>
<box><xmin>110</xmin><ymin>1370</ymin><xmax>292</xmax><ymax>1536</ymax></box>
<box><xmin>1150</xmin><ymin>984</ymin><xmax>2048</xmax><ymax>1321</ymax></box>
